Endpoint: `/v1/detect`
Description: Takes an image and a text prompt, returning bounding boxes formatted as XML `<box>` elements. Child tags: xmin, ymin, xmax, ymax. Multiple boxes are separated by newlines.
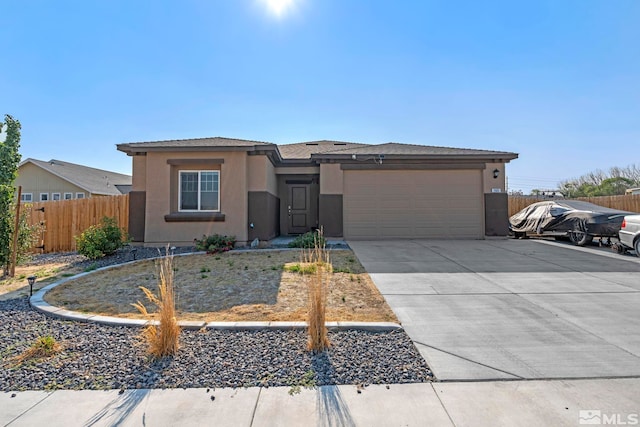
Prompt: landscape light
<box><xmin>27</xmin><ymin>276</ymin><xmax>37</xmax><ymax>297</ymax></box>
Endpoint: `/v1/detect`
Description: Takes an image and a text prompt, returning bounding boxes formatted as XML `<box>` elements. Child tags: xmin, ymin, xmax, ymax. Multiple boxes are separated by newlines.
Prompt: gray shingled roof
<box><xmin>278</xmin><ymin>140</ymin><xmax>370</xmax><ymax>159</ymax></box>
<box><xmin>20</xmin><ymin>159</ymin><xmax>132</xmax><ymax>196</ymax></box>
<box><xmin>116</xmin><ymin>136</ymin><xmax>517</xmax><ymax>162</ymax></box>
<box><xmin>317</xmin><ymin>142</ymin><xmax>517</xmax><ymax>158</ymax></box>
<box><xmin>118</xmin><ymin>136</ymin><xmax>275</xmax><ymax>151</ymax></box>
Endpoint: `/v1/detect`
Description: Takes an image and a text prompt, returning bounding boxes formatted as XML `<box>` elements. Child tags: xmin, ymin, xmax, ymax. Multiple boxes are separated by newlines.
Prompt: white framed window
<box><xmin>52</xmin><ymin>193</ymin><xmax>61</xmax><ymax>201</ymax></box>
<box><xmin>179</xmin><ymin>170</ymin><xmax>219</xmax><ymax>212</ymax></box>
<box><xmin>21</xmin><ymin>193</ymin><xmax>33</xmax><ymax>202</ymax></box>
<box><xmin>64</xmin><ymin>193</ymin><xmax>73</xmax><ymax>200</ymax></box>
<box><xmin>76</xmin><ymin>193</ymin><xmax>85</xmax><ymax>199</ymax></box>
<box><xmin>40</xmin><ymin>193</ymin><xmax>49</xmax><ymax>202</ymax></box>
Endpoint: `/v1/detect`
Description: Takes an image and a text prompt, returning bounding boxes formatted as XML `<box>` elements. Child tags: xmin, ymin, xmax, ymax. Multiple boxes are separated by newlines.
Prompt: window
<box><xmin>76</xmin><ymin>193</ymin><xmax>85</xmax><ymax>199</ymax></box>
<box><xmin>64</xmin><ymin>193</ymin><xmax>73</xmax><ymax>200</ymax></box>
<box><xmin>52</xmin><ymin>193</ymin><xmax>61</xmax><ymax>201</ymax></box>
<box><xmin>179</xmin><ymin>170</ymin><xmax>219</xmax><ymax>211</ymax></box>
<box><xmin>40</xmin><ymin>193</ymin><xmax>49</xmax><ymax>202</ymax></box>
<box><xmin>21</xmin><ymin>193</ymin><xmax>33</xmax><ymax>202</ymax></box>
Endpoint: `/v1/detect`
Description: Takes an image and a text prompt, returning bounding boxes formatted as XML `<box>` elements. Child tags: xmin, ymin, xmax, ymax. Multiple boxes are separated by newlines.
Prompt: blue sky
<box><xmin>2</xmin><ymin>0</ymin><xmax>638</xmax><ymax>194</ymax></box>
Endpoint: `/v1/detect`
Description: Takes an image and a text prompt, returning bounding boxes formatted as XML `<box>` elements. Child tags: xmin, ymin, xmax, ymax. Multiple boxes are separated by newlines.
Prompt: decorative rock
<box><xmin>1</xmin><ymin>249</ymin><xmax>433</xmax><ymax>392</ymax></box>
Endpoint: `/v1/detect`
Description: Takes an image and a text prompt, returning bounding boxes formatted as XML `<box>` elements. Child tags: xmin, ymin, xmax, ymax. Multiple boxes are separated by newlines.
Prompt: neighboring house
<box><xmin>116</xmin><ymin>137</ymin><xmax>518</xmax><ymax>245</ymax></box>
<box><xmin>16</xmin><ymin>158</ymin><xmax>132</xmax><ymax>202</ymax></box>
<box><xmin>626</xmin><ymin>188</ymin><xmax>640</xmax><ymax>195</ymax></box>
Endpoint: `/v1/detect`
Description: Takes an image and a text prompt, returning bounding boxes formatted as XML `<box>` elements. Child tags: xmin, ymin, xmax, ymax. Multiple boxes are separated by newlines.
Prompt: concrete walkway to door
<box><xmin>349</xmin><ymin>239</ymin><xmax>640</xmax><ymax>381</ymax></box>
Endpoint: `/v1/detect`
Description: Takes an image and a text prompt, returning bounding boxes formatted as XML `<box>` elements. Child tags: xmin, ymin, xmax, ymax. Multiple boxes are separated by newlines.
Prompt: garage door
<box><xmin>343</xmin><ymin>169</ymin><xmax>484</xmax><ymax>239</ymax></box>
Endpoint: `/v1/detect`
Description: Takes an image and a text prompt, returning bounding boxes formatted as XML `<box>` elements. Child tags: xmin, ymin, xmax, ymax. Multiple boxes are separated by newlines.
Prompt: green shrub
<box><xmin>194</xmin><ymin>234</ymin><xmax>235</xmax><ymax>254</ymax></box>
<box><xmin>75</xmin><ymin>217</ymin><xmax>125</xmax><ymax>259</ymax></box>
<box><xmin>288</xmin><ymin>230</ymin><xmax>326</xmax><ymax>249</ymax></box>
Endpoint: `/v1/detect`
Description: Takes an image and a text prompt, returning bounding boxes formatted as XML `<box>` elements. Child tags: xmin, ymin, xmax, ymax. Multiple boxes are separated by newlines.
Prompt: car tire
<box><xmin>634</xmin><ymin>238</ymin><xmax>640</xmax><ymax>258</ymax></box>
<box><xmin>569</xmin><ymin>220</ymin><xmax>593</xmax><ymax>246</ymax></box>
<box><xmin>569</xmin><ymin>230</ymin><xmax>593</xmax><ymax>246</ymax></box>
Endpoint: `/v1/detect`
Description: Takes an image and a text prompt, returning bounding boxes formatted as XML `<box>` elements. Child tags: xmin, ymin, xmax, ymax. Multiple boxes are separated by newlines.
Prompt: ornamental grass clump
<box><xmin>12</xmin><ymin>335</ymin><xmax>61</xmax><ymax>365</ymax></box>
<box><xmin>303</xmin><ymin>228</ymin><xmax>331</xmax><ymax>353</ymax></box>
<box><xmin>132</xmin><ymin>247</ymin><xmax>180</xmax><ymax>358</ymax></box>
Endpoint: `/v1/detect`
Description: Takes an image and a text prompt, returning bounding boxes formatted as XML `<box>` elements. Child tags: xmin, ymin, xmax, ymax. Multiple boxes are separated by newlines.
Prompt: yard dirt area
<box><xmin>44</xmin><ymin>249</ymin><xmax>398</xmax><ymax>323</ymax></box>
<box><xmin>0</xmin><ymin>262</ymin><xmax>84</xmax><ymax>301</ymax></box>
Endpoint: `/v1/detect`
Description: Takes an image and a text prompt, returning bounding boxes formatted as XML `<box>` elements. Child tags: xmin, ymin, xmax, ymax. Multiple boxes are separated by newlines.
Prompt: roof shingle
<box><xmin>117</xmin><ymin>136</ymin><xmax>517</xmax><ymax>161</ymax></box>
<box><xmin>119</xmin><ymin>136</ymin><xmax>275</xmax><ymax>150</ymax></box>
<box><xmin>278</xmin><ymin>140</ymin><xmax>370</xmax><ymax>159</ymax></box>
<box><xmin>317</xmin><ymin>142</ymin><xmax>516</xmax><ymax>157</ymax></box>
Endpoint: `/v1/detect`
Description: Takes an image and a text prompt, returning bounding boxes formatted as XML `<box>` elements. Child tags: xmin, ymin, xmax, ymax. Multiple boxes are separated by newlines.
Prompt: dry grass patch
<box><xmin>132</xmin><ymin>250</ymin><xmax>180</xmax><ymax>358</ymax></box>
<box><xmin>0</xmin><ymin>263</ymin><xmax>82</xmax><ymax>300</ymax></box>
<box><xmin>303</xmin><ymin>231</ymin><xmax>331</xmax><ymax>353</ymax></box>
<box><xmin>45</xmin><ymin>250</ymin><xmax>397</xmax><ymax>323</ymax></box>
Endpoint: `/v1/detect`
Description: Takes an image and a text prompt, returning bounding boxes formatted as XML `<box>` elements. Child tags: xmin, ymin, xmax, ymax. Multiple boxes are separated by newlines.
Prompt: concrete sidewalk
<box><xmin>2</xmin><ymin>379</ymin><xmax>639</xmax><ymax>427</ymax></box>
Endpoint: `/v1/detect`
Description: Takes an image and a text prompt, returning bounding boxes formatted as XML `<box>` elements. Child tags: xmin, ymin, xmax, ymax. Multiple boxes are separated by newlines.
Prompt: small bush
<box><xmin>194</xmin><ymin>234</ymin><xmax>235</xmax><ymax>254</ymax></box>
<box><xmin>288</xmin><ymin>230</ymin><xmax>327</xmax><ymax>249</ymax></box>
<box><xmin>75</xmin><ymin>217</ymin><xmax>125</xmax><ymax>260</ymax></box>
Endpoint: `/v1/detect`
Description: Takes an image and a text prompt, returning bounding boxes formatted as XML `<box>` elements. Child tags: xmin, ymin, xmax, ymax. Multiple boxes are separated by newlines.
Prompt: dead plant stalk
<box><xmin>304</xmin><ymin>230</ymin><xmax>331</xmax><ymax>353</ymax></box>
<box><xmin>132</xmin><ymin>248</ymin><xmax>180</xmax><ymax>357</ymax></box>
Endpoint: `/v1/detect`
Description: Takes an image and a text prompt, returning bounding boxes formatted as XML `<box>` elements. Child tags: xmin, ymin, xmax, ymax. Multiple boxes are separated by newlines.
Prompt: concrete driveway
<box><xmin>349</xmin><ymin>239</ymin><xmax>640</xmax><ymax>381</ymax></box>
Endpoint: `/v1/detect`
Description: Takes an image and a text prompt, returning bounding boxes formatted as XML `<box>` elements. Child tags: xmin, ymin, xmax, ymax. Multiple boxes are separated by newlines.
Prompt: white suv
<box><xmin>619</xmin><ymin>215</ymin><xmax>640</xmax><ymax>257</ymax></box>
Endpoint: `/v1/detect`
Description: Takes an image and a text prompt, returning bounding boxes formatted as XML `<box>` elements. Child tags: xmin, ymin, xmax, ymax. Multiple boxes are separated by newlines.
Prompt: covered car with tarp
<box><xmin>509</xmin><ymin>200</ymin><xmax>634</xmax><ymax>246</ymax></box>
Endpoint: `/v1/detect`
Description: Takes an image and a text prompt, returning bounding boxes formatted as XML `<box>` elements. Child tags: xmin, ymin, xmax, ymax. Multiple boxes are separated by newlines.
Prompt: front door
<box><xmin>288</xmin><ymin>184</ymin><xmax>311</xmax><ymax>234</ymax></box>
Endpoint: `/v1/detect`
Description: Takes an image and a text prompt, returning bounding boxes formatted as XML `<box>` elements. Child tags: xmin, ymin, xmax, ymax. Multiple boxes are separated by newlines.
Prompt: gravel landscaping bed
<box><xmin>2</xmin><ymin>247</ymin><xmax>432</xmax><ymax>390</ymax></box>
<box><xmin>23</xmin><ymin>246</ymin><xmax>198</xmax><ymax>271</ymax></box>
<box><xmin>0</xmin><ymin>298</ymin><xmax>432</xmax><ymax>391</ymax></box>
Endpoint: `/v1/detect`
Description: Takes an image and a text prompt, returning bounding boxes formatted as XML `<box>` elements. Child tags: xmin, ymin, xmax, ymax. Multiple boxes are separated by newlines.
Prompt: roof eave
<box><xmin>117</xmin><ymin>144</ymin><xmax>277</xmax><ymax>155</ymax></box>
<box><xmin>313</xmin><ymin>153</ymin><xmax>519</xmax><ymax>162</ymax></box>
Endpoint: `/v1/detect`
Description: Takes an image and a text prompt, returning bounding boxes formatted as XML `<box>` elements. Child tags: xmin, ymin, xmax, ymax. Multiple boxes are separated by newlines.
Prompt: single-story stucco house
<box><xmin>116</xmin><ymin>137</ymin><xmax>518</xmax><ymax>246</ymax></box>
<box><xmin>16</xmin><ymin>158</ymin><xmax>132</xmax><ymax>202</ymax></box>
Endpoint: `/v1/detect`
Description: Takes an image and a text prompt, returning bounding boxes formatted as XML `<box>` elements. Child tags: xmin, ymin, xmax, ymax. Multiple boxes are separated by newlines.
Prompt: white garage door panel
<box><xmin>344</xmin><ymin>170</ymin><xmax>483</xmax><ymax>239</ymax></box>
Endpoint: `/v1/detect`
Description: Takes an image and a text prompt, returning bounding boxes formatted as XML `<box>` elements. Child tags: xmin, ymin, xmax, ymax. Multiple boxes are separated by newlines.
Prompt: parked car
<box><xmin>509</xmin><ymin>200</ymin><xmax>633</xmax><ymax>246</ymax></box>
<box><xmin>618</xmin><ymin>215</ymin><xmax>640</xmax><ymax>256</ymax></box>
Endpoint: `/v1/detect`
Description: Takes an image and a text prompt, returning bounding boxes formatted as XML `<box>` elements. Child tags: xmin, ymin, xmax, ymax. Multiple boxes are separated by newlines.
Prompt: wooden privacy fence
<box><xmin>27</xmin><ymin>194</ymin><xmax>129</xmax><ymax>253</ymax></box>
<box><xmin>508</xmin><ymin>195</ymin><xmax>640</xmax><ymax>217</ymax></box>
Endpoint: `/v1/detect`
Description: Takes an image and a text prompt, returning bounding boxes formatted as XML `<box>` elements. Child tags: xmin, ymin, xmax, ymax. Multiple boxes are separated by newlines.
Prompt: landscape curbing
<box><xmin>28</xmin><ymin>251</ymin><xmax>402</xmax><ymax>333</ymax></box>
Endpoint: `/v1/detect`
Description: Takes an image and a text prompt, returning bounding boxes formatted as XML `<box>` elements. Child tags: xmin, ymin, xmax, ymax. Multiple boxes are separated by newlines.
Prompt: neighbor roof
<box><xmin>19</xmin><ymin>158</ymin><xmax>132</xmax><ymax>196</ymax></box>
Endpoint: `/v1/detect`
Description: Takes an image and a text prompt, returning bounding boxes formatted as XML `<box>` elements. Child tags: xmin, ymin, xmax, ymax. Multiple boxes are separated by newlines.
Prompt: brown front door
<box><xmin>288</xmin><ymin>184</ymin><xmax>311</xmax><ymax>234</ymax></box>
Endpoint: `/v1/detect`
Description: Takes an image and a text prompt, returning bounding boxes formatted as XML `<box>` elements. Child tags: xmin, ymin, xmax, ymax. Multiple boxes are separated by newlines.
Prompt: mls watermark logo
<box><xmin>579</xmin><ymin>409</ymin><xmax>639</xmax><ymax>425</ymax></box>
<box><xmin>580</xmin><ymin>410</ymin><xmax>602</xmax><ymax>425</ymax></box>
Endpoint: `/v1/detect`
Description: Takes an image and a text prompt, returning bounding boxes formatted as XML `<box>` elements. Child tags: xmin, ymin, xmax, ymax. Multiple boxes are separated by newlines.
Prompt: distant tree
<box><xmin>0</xmin><ymin>115</ymin><xmax>22</xmax><ymax>275</ymax></box>
<box><xmin>559</xmin><ymin>165</ymin><xmax>640</xmax><ymax>197</ymax></box>
<box><xmin>600</xmin><ymin>177</ymin><xmax>634</xmax><ymax>196</ymax></box>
